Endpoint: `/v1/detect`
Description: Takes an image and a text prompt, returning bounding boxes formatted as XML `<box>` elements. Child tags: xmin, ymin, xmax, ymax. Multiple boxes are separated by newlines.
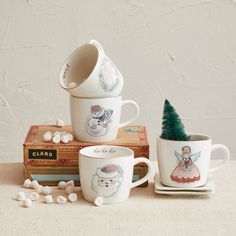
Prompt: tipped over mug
<box><xmin>59</xmin><ymin>40</ymin><xmax>124</xmax><ymax>98</ymax></box>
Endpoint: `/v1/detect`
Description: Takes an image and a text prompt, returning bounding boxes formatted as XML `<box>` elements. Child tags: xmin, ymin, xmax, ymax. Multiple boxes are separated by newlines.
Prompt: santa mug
<box><xmin>59</xmin><ymin>39</ymin><xmax>124</xmax><ymax>98</ymax></box>
<box><xmin>157</xmin><ymin>134</ymin><xmax>230</xmax><ymax>188</ymax></box>
<box><xmin>79</xmin><ymin>145</ymin><xmax>153</xmax><ymax>204</ymax></box>
<box><xmin>70</xmin><ymin>96</ymin><xmax>139</xmax><ymax>142</ymax></box>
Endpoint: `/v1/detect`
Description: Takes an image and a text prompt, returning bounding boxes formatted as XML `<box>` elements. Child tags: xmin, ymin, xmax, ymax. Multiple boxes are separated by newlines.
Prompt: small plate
<box><xmin>154</xmin><ymin>174</ymin><xmax>215</xmax><ymax>195</ymax></box>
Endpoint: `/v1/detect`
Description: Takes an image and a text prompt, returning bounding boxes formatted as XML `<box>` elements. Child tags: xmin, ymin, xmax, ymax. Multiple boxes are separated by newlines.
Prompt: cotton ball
<box><xmin>43</xmin><ymin>131</ymin><xmax>53</xmax><ymax>142</ymax></box>
<box><xmin>94</xmin><ymin>197</ymin><xmax>104</xmax><ymax>206</ymax></box>
<box><xmin>30</xmin><ymin>180</ymin><xmax>39</xmax><ymax>189</ymax></box>
<box><xmin>44</xmin><ymin>195</ymin><xmax>53</xmax><ymax>204</ymax></box>
<box><xmin>16</xmin><ymin>192</ymin><xmax>26</xmax><ymax>201</ymax></box>
<box><xmin>66</xmin><ymin>180</ymin><xmax>75</xmax><ymax>188</ymax></box>
<box><xmin>67</xmin><ymin>133</ymin><xmax>74</xmax><ymax>142</ymax></box>
<box><xmin>52</xmin><ymin>134</ymin><xmax>60</xmax><ymax>144</ymax></box>
<box><xmin>65</xmin><ymin>185</ymin><xmax>74</xmax><ymax>195</ymax></box>
<box><xmin>68</xmin><ymin>193</ymin><xmax>77</xmax><ymax>202</ymax></box>
<box><xmin>22</xmin><ymin>198</ymin><xmax>32</xmax><ymax>208</ymax></box>
<box><xmin>23</xmin><ymin>179</ymin><xmax>32</xmax><ymax>188</ymax></box>
<box><xmin>35</xmin><ymin>184</ymin><xmax>43</xmax><ymax>194</ymax></box>
<box><xmin>42</xmin><ymin>186</ymin><xmax>52</xmax><ymax>195</ymax></box>
<box><xmin>61</xmin><ymin>134</ymin><xmax>70</xmax><ymax>144</ymax></box>
<box><xmin>56</xmin><ymin>195</ymin><xmax>67</xmax><ymax>204</ymax></box>
<box><xmin>56</xmin><ymin>119</ymin><xmax>64</xmax><ymax>127</ymax></box>
<box><xmin>53</xmin><ymin>131</ymin><xmax>61</xmax><ymax>136</ymax></box>
<box><xmin>58</xmin><ymin>181</ymin><xmax>67</xmax><ymax>190</ymax></box>
<box><xmin>30</xmin><ymin>192</ymin><xmax>39</xmax><ymax>201</ymax></box>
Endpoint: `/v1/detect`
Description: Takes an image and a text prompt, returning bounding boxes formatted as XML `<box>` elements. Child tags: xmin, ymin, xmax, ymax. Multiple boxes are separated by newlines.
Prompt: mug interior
<box><xmin>79</xmin><ymin>146</ymin><xmax>133</xmax><ymax>159</ymax></box>
<box><xmin>63</xmin><ymin>44</ymin><xmax>98</xmax><ymax>88</ymax></box>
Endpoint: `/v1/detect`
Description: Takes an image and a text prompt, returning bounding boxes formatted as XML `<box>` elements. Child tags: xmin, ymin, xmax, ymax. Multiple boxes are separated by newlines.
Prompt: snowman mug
<box><xmin>59</xmin><ymin>40</ymin><xmax>124</xmax><ymax>98</ymax></box>
<box><xmin>70</xmin><ymin>96</ymin><xmax>139</xmax><ymax>142</ymax></box>
<box><xmin>79</xmin><ymin>145</ymin><xmax>153</xmax><ymax>204</ymax></box>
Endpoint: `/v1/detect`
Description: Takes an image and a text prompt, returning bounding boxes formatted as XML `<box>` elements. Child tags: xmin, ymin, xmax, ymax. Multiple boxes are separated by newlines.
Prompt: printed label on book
<box><xmin>28</xmin><ymin>149</ymin><xmax>57</xmax><ymax>160</ymax></box>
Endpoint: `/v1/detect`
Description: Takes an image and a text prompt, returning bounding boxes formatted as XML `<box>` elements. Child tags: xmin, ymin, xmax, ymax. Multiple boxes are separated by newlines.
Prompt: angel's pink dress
<box><xmin>170</xmin><ymin>158</ymin><xmax>200</xmax><ymax>183</ymax></box>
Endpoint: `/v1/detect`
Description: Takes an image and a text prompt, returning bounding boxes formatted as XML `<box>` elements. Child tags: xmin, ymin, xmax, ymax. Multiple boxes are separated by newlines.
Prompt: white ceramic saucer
<box><xmin>154</xmin><ymin>174</ymin><xmax>215</xmax><ymax>195</ymax></box>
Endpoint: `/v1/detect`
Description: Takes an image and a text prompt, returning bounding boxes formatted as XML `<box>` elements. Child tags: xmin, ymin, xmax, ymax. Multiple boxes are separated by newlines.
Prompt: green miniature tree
<box><xmin>161</xmin><ymin>99</ymin><xmax>190</xmax><ymax>141</ymax></box>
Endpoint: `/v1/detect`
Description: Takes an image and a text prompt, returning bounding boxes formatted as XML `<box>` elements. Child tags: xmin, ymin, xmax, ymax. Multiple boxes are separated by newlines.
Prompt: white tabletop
<box><xmin>0</xmin><ymin>161</ymin><xmax>235</xmax><ymax>236</ymax></box>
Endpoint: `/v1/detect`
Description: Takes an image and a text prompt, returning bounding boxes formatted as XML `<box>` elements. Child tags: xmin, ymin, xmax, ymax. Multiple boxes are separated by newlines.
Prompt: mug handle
<box><xmin>89</xmin><ymin>39</ymin><xmax>104</xmax><ymax>54</ymax></box>
<box><xmin>118</xmin><ymin>100</ymin><xmax>139</xmax><ymax>128</ymax></box>
<box><xmin>131</xmin><ymin>158</ymin><xmax>153</xmax><ymax>188</ymax></box>
<box><xmin>208</xmin><ymin>144</ymin><xmax>230</xmax><ymax>173</ymax></box>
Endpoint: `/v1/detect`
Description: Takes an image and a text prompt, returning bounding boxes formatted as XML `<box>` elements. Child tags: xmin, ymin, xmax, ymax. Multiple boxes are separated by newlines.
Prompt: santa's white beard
<box><xmin>92</xmin><ymin>177</ymin><xmax>121</xmax><ymax>198</ymax></box>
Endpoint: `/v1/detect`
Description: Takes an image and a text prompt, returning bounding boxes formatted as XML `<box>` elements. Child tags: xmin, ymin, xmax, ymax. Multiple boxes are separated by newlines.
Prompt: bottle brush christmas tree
<box><xmin>161</xmin><ymin>99</ymin><xmax>190</xmax><ymax>141</ymax></box>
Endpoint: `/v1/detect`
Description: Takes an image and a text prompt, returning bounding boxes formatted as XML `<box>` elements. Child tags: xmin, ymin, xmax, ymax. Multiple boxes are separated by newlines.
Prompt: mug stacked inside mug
<box><xmin>59</xmin><ymin>40</ymin><xmax>139</xmax><ymax>142</ymax></box>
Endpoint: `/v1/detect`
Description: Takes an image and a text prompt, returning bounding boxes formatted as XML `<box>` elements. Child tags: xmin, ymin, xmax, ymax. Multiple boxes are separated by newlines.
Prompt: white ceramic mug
<box><xmin>70</xmin><ymin>96</ymin><xmax>139</xmax><ymax>142</ymax></box>
<box><xmin>79</xmin><ymin>145</ymin><xmax>153</xmax><ymax>204</ymax></box>
<box><xmin>59</xmin><ymin>40</ymin><xmax>124</xmax><ymax>98</ymax></box>
<box><xmin>157</xmin><ymin>134</ymin><xmax>230</xmax><ymax>188</ymax></box>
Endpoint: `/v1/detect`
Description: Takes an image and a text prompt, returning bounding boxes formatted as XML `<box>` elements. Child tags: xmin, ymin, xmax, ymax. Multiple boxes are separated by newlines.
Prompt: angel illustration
<box><xmin>170</xmin><ymin>146</ymin><xmax>201</xmax><ymax>183</ymax></box>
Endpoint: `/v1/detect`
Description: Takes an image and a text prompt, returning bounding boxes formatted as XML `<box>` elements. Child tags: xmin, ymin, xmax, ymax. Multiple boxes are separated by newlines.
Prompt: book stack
<box><xmin>23</xmin><ymin>125</ymin><xmax>149</xmax><ymax>186</ymax></box>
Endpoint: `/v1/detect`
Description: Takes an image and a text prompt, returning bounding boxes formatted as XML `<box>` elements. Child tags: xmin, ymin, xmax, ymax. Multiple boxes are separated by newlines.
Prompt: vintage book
<box><xmin>23</xmin><ymin>125</ymin><xmax>149</xmax><ymax>166</ymax></box>
<box><xmin>24</xmin><ymin>165</ymin><xmax>148</xmax><ymax>187</ymax></box>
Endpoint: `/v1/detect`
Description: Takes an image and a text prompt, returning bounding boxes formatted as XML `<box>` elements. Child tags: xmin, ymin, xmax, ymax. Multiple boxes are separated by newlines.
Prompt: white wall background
<box><xmin>0</xmin><ymin>0</ymin><xmax>236</xmax><ymax>162</ymax></box>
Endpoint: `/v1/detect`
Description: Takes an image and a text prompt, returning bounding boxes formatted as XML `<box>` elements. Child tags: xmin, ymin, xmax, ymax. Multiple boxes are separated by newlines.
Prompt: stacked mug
<box><xmin>59</xmin><ymin>40</ymin><xmax>139</xmax><ymax>142</ymax></box>
<box><xmin>59</xmin><ymin>40</ymin><xmax>153</xmax><ymax>204</ymax></box>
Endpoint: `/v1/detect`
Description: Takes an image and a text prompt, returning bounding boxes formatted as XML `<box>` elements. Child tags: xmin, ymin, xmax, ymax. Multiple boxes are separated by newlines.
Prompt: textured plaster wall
<box><xmin>0</xmin><ymin>0</ymin><xmax>236</xmax><ymax>162</ymax></box>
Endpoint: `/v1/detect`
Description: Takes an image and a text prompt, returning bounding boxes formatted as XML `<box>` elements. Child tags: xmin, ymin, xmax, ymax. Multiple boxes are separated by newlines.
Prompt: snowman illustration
<box><xmin>87</xmin><ymin>105</ymin><xmax>113</xmax><ymax>136</ymax></box>
<box><xmin>92</xmin><ymin>164</ymin><xmax>124</xmax><ymax>198</ymax></box>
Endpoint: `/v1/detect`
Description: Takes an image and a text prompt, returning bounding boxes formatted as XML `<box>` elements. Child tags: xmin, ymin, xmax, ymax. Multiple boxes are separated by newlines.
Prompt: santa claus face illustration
<box><xmin>92</xmin><ymin>164</ymin><xmax>123</xmax><ymax>198</ymax></box>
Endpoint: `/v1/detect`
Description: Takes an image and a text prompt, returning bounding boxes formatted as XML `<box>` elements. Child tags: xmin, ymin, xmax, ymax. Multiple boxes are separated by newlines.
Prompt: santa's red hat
<box><xmin>97</xmin><ymin>164</ymin><xmax>123</xmax><ymax>178</ymax></box>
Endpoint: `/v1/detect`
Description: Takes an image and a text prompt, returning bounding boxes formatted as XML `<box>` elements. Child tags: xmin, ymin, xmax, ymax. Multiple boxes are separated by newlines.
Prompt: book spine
<box><xmin>24</xmin><ymin>145</ymin><xmax>149</xmax><ymax>166</ymax></box>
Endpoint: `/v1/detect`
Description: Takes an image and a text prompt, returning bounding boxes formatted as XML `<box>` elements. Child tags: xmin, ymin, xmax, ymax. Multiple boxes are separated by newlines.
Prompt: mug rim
<box><xmin>79</xmin><ymin>145</ymin><xmax>134</xmax><ymax>159</ymax></box>
<box><xmin>59</xmin><ymin>43</ymin><xmax>101</xmax><ymax>90</ymax></box>
<box><xmin>70</xmin><ymin>95</ymin><xmax>122</xmax><ymax>101</ymax></box>
<box><xmin>158</xmin><ymin>133</ymin><xmax>211</xmax><ymax>142</ymax></box>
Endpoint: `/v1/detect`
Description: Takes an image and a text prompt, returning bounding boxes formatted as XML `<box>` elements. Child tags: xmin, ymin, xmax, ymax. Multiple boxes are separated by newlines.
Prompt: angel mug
<box><xmin>79</xmin><ymin>145</ymin><xmax>153</xmax><ymax>204</ymax></box>
<box><xmin>157</xmin><ymin>134</ymin><xmax>230</xmax><ymax>188</ymax></box>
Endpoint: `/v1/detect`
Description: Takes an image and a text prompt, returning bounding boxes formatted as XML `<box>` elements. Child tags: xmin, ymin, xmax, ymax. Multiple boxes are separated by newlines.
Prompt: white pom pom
<box><xmin>94</xmin><ymin>197</ymin><xmax>104</xmax><ymax>206</ymax></box>
<box><xmin>67</xmin><ymin>133</ymin><xmax>74</xmax><ymax>141</ymax></box>
<box><xmin>44</xmin><ymin>195</ymin><xmax>53</xmax><ymax>204</ymax></box>
<box><xmin>66</xmin><ymin>180</ymin><xmax>75</xmax><ymax>188</ymax></box>
<box><xmin>22</xmin><ymin>198</ymin><xmax>32</xmax><ymax>208</ymax></box>
<box><xmin>61</xmin><ymin>134</ymin><xmax>70</xmax><ymax>144</ymax></box>
<box><xmin>43</xmin><ymin>131</ymin><xmax>52</xmax><ymax>142</ymax></box>
<box><xmin>52</xmin><ymin>134</ymin><xmax>60</xmax><ymax>144</ymax></box>
<box><xmin>35</xmin><ymin>184</ymin><xmax>43</xmax><ymax>193</ymax></box>
<box><xmin>23</xmin><ymin>179</ymin><xmax>32</xmax><ymax>188</ymax></box>
<box><xmin>53</xmin><ymin>131</ymin><xmax>61</xmax><ymax>136</ymax></box>
<box><xmin>56</xmin><ymin>119</ymin><xmax>64</xmax><ymax>127</ymax></box>
<box><xmin>16</xmin><ymin>192</ymin><xmax>26</xmax><ymax>201</ymax></box>
<box><xmin>56</xmin><ymin>195</ymin><xmax>67</xmax><ymax>204</ymax></box>
<box><xmin>58</xmin><ymin>181</ymin><xmax>67</xmax><ymax>190</ymax></box>
<box><xmin>65</xmin><ymin>185</ymin><xmax>74</xmax><ymax>195</ymax></box>
<box><xmin>42</xmin><ymin>186</ymin><xmax>52</xmax><ymax>195</ymax></box>
<box><xmin>30</xmin><ymin>180</ymin><xmax>39</xmax><ymax>189</ymax></box>
<box><xmin>68</xmin><ymin>193</ymin><xmax>77</xmax><ymax>202</ymax></box>
<box><xmin>30</xmin><ymin>192</ymin><xmax>39</xmax><ymax>201</ymax></box>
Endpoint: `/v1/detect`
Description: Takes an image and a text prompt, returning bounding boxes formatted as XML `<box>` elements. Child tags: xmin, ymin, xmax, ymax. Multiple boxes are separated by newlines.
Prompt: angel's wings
<box><xmin>174</xmin><ymin>151</ymin><xmax>183</xmax><ymax>162</ymax></box>
<box><xmin>190</xmin><ymin>152</ymin><xmax>201</xmax><ymax>163</ymax></box>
